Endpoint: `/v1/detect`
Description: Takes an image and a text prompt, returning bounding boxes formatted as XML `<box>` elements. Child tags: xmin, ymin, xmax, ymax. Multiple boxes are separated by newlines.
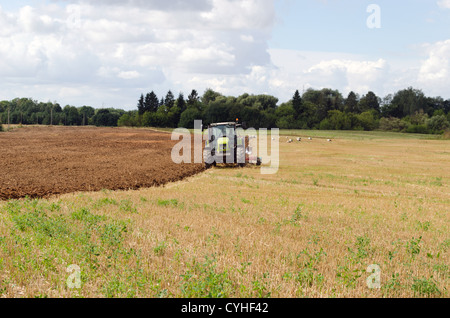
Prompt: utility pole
<box><xmin>51</xmin><ymin>105</ymin><xmax>53</xmax><ymax>126</ymax></box>
<box><xmin>7</xmin><ymin>106</ymin><xmax>10</xmax><ymax>131</ymax></box>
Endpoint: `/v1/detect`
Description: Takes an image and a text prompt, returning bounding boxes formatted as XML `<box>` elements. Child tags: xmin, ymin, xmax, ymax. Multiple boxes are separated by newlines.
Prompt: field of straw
<box><xmin>0</xmin><ymin>128</ymin><xmax>448</xmax><ymax>298</ymax></box>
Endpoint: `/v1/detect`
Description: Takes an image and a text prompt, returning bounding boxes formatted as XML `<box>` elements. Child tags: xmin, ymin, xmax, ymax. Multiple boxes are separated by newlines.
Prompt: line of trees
<box><xmin>1</xmin><ymin>86</ymin><xmax>449</xmax><ymax>134</ymax></box>
<box><xmin>0</xmin><ymin>99</ymin><xmax>125</xmax><ymax>127</ymax></box>
<box><xmin>118</xmin><ymin>87</ymin><xmax>450</xmax><ymax>134</ymax></box>
<box><xmin>117</xmin><ymin>89</ymin><xmax>280</xmax><ymax>130</ymax></box>
<box><xmin>275</xmin><ymin>87</ymin><xmax>450</xmax><ymax>134</ymax></box>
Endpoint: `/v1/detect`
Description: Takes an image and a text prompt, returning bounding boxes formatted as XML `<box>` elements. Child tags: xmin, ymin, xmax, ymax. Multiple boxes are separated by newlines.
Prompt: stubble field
<box><xmin>0</xmin><ymin>126</ymin><xmax>448</xmax><ymax>298</ymax></box>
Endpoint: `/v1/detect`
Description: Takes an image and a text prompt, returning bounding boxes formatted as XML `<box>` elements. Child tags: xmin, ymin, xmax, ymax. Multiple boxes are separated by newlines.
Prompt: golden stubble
<box><xmin>0</xmin><ymin>135</ymin><xmax>448</xmax><ymax>298</ymax></box>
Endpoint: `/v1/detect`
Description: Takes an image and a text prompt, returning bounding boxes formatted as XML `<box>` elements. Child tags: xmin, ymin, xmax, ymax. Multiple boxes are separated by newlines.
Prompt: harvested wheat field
<box><xmin>0</xmin><ymin>126</ymin><xmax>204</xmax><ymax>200</ymax></box>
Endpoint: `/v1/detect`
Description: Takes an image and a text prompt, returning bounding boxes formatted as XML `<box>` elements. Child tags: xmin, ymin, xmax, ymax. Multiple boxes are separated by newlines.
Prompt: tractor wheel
<box><xmin>237</xmin><ymin>146</ymin><xmax>246</xmax><ymax>168</ymax></box>
<box><xmin>204</xmin><ymin>148</ymin><xmax>214</xmax><ymax>169</ymax></box>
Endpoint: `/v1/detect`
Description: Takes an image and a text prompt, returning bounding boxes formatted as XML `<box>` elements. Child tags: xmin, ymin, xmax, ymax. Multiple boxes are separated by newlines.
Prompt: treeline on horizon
<box><xmin>1</xmin><ymin>87</ymin><xmax>450</xmax><ymax>135</ymax></box>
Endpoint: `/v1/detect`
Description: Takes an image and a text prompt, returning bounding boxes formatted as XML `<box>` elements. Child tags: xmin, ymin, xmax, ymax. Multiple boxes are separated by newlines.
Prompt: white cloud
<box><xmin>256</xmin><ymin>49</ymin><xmax>395</xmax><ymax>101</ymax></box>
<box><xmin>418</xmin><ymin>39</ymin><xmax>450</xmax><ymax>96</ymax></box>
<box><xmin>306</xmin><ymin>58</ymin><xmax>389</xmax><ymax>95</ymax></box>
<box><xmin>0</xmin><ymin>0</ymin><xmax>276</xmax><ymax>109</ymax></box>
<box><xmin>201</xmin><ymin>0</ymin><xmax>275</xmax><ymax>30</ymax></box>
<box><xmin>167</xmin><ymin>48</ymin><xmax>424</xmax><ymax>104</ymax></box>
<box><xmin>117</xmin><ymin>70</ymin><xmax>142</xmax><ymax>80</ymax></box>
<box><xmin>437</xmin><ymin>0</ymin><xmax>450</xmax><ymax>9</ymax></box>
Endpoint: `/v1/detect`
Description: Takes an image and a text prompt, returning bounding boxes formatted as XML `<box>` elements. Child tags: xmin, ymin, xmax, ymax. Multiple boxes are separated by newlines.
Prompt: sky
<box><xmin>0</xmin><ymin>0</ymin><xmax>449</xmax><ymax>110</ymax></box>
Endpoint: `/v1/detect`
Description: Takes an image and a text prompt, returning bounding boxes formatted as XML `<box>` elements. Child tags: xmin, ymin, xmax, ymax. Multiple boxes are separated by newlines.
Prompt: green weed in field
<box><xmin>180</xmin><ymin>255</ymin><xmax>233</xmax><ymax>298</ymax></box>
<box><xmin>290</xmin><ymin>204</ymin><xmax>307</xmax><ymax>225</ymax></box>
<box><xmin>406</xmin><ymin>237</ymin><xmax>422</xmax><ymax>258</ymax></box>
<box><xmin>411</xmin><ymin>276</ymin><xmax>442</xmax><ymax>296</ymax></box>
<box><xmin>430</xmin><ymin>177</ymin><xmax>443</xmax><ymax>187</ymax></box>
<box><xmin>295</xmin><ymin>248</ymin><xmax>326</xmax><ymax>289</ymax></box>
<box><xmin>433</xmin><ymin>263</ymin><xmax>449</xmax><ymax>275</ymax></box>
<box><xmin>153</xmin><ymin>241</ymin><xmax>167</xmax><ymax>256</ymax></box>
<box><xmin>119</xmin><ymin>199</ymin><xmax>138</xmax><ymax>214</ymax></box>
<box><xmin>240</xmin><ymin>198</ymin><xmax>251</xmax><ymax>204</ymax></box>
<box><xmin>416</xmin><ymin>221</ymin><xmax>432</xmax><ymax>232</ymax></box>
<box><xmin>206</xmin><ymin>227</ymin><xmax>221</xmax><ymax>245</ymax></box>
<box><xmin>71</xmin><ymin>208</ymin><xmax>106</xmax><ymax>226</ymax></box>
<box><xmin>93</xmin><ymin>197</ymin><xmax>118</xmax><ymax>209</ymax></box>
<box><xmin>383</xmin><ymin>273</ymin><xmax>402</xmax><ymax>294</ymax></box>
<box><xmin>100</xmin><ymin>221</ymin><xmax>128</xmax><ymax>247</ymax></box>
<box><xmin>157</xmin><ymin>199</ymin><xmax>179</xmax><ymax>208</ymax></box>
<box><xmin>336</xmin><ymin>265</ymin><xmax>363</xmax><ymax>289</ymax></box>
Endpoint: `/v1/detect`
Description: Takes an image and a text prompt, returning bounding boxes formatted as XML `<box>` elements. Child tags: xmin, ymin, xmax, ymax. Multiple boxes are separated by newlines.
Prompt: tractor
<box><xmin>203</xmin><ymin>121</ymin><xmax>262</xmax><ymax>169</ymax></box>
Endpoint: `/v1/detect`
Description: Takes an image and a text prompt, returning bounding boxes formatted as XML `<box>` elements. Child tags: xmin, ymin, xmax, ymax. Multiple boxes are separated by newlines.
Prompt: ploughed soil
<box><xmin>0</xmin><ymin>126</ymin><xmax>205</xmax><ymax>200</ymax></box>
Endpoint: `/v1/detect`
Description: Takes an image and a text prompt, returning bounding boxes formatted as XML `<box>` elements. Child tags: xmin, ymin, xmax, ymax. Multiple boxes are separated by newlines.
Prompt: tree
<box><xmin>303</xmin><ymin>88</ymin><xmax>344</xmax><ymax>122</ymax></box>
<box><xmin>117</xmin><ymin>111</ymin><xmax>140</xmax><ymax>127</ymax></box>
<box><xmin>390</xmin><ymin>87</ymin><xmax>427</xmax><ymax>118</ymax></box>
<box><xmin>167</xmin><ymin>106</ymin><xmax>181</xmax><ymax>128</ymax></box>
<box><xmin>165</xmin><ymin>91</ymin><xmax>175</xmax><ymax>110</ymax></box>
<box><xmin>275</xmin><ymin>102</ymin><xmax>296</xmax><ymax>118</ymax></box>
<box><xmin>276</xmin><ymin>115</ymin><xmax>297</xmax><ymax>129</ymax></box>
<box><xmin>274</xmin><ymin>102</ymin><xmax>296</xmax><ymax>129</ymax></box>
<box><xmin>292</xmin><ymin>90</ymin><xmax>303</xmax><ymax>119</ymax></box>
<box><xmin>92</xmin><ymin>109</ymin><xmax>122</xmax><ymax>127</ymax></box>
<box><xmin>255</xmin><ymin>95</ymin><xmax>279</xmax><ymax>110</ymax></box>
<box><xmin>178</xmin><ymin>108</ymin><xmax>202</xmax><ymax>129</ymax></box>
<box><xmin>176</xmin><ymin>93</ymin><xmax>187</xmax><ymax>113</ymax></box>
<box><xmin>320</xmin><ymin>110</ymin><xmax>353</xmax><ymax>130</ymax></box>
<box><xmin>225</xmin><ymin>97</ymin><xmax>241</xmax><ymax>123</ymax></box>
<box><xmin>241</xmin><ymin>106</ymin><xmax>263</xmax><ymax>129</ymax></box>
<box><xmin>357</xmin><ymin>110</ymin><xmax>379</xmax><ymax>131</ymax></box>
<box><xmin>187</xmin><ymin>89</ymin><xmax>200</xmax><ymax>107</ymax></box>
<box><xmin>426</xmin><ymin>115</ymin><xmax>449</xmax><ymax>133</ymax></box>
<box><xmin>63</xmin><ymin>105</ymin><xmax>81</xmax><ymax>126</ymax></box>
<box><xmin>144</xmin><ymin>91</ymin><xmax>159</xmax><ymax>113</ymax></box>
<box><xmin>237</xmin><ymin>94</ymin><xmax>278</xmax><ymax>111</ymax></box>
<box><xmin>118</xmin><ymin>113</ymin><xmax>132</xmax><ymax>127</ymax></box>
<box><xmin>201</xmin><ymin>88</ymin><xmax>222</xmax><ymax>106</ymax></box>
<box><xmin>320</xmin><ymin>88</ymin><xmax>344</xmax><ymax>112</ymax></box>
<box><xmin>203</xmin><ymin>99</ymin><xmax>230</xmax><ymax>125</ymax></box>
<box><xmin>260</xmin><ymin>109</ymin><xmax>277</xmax><ymax>129</ymax></box>
<box><xmin>359</xmin><ymin>91</ymin><xmax>380</xmax><ymax>113</ymax></box>
<box><xmin>187</xmin><ymin>89</ymin><xmax>203</xmax><ymax>113</ymax></box>
<box><xmin>300</xmin><ymin>101</ymin><xmax>320</xmax><ymax>129</ymax></box>
<box><xmin>79</xmin><ymin>106</ymin><xmax>95</xmax><ymax>125</ymax></box>
<box><xmin>142</xmin><ymin>110</ymin><xmax>169</xmax><ymax>128</ymax></box>
<box><xmin>302</xmin><ymin>88</ymin><xmax>323</xmax><ymax>105</ymax></box>
<box><xmin>344</xmin><ymin>91</ymin><xmax>358</xmax><ymax>113</ymax></box>
<box><xmin>137</xmin><ymin>94</ymin><xmax>145</xmax><ymax>115</ymax></box>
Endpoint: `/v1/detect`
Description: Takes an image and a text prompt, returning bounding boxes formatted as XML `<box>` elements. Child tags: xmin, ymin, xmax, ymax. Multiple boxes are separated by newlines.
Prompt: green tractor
<box><xmin>203</xmin><ymin>121</ymin><xmax>262</xmax><ymax>169</ymax></box>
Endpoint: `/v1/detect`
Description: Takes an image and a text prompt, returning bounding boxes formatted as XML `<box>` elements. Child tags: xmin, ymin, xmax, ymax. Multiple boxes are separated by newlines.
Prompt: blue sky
<box><xmin>272</xmin><ymin>0</ymin><xmax>450</xmax><ymax>55</ymax></box>
<box><xmin>0</xmin><ymin>0</ymin><xmax>449</xmax><ymax>110</ymax></box>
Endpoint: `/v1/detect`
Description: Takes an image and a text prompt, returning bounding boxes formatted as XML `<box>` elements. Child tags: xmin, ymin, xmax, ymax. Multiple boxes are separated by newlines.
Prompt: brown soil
<box><xmin>0</xmin><ymin>126</ymin><xmax>205</xmax><ymax>200</ymax></box>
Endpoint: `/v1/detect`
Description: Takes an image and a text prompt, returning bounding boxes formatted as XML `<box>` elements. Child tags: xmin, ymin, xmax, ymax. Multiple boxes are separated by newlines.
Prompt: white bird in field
<box><xmin>327</xmin><ymin>139</ymin><xmax>332</xmax><ymax>142</ymax></box>
<box><xmin>297</xmin><ymin>137</ymin><xmax>301</xmax><ymax>142</ymax></box>
<box><xmin>308</xmin><ymin>137</ymin><xmax>312</xmax><ymax>140</ymax></box>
